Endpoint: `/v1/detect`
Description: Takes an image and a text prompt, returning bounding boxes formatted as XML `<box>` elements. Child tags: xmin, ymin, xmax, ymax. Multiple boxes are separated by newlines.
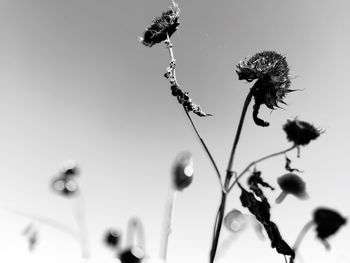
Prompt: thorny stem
<box><xmin>160</xmin><ymin>189</ymin><xmax>178</xmax><ymax>262</ymax></box>
<box><xmin>210</xmin><ymin>86</ymin><xmax>256</xmax><ymax>263</ymax></box>
<box><xmin>0</xmin><ymin>205</ymin><xmax>80</xmax><ymax>241</ymax></box>
<box><xmin>227</xmin><ymin>144</ymin><xmax>297</xmax><ymax>193</ymax></box>
<box><xmin>164</xmin><ymin>34</ymin><xmax>223</xmax><ymax>191</ymax></box>
<box><xmin>292</xmin><ymin>220</ymin><xmax>315</xmax><ymax>254</ymax></box>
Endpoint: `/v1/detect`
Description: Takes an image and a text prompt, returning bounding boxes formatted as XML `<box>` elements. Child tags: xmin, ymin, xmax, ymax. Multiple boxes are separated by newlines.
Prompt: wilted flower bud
<box><xmin>283</xmin><ymin>119</ymin><xmax>322</xmax><ymax>146</ymax></box>
<box><xmin>236</xmin><ymin>51</ymin><xmax>293</xmax><ymax>127</ymax></box>
<box><xmin>313</xmin><ymin>208</ymin><xmax>347</xmax><ymax>248</ymax></box>
<box><xmin>139</xmin><ymin>3</ymin><xmax>180</xmax><ymax>47</ymax></box>
<box><xmin>276</xmin><ymin>173</ymin><xmax>308</xmax><ymax>203</ymax></box>
<box><xmin>119</xmin><ymin>246</ymin><xmax>145</xmax><ymax>263</ymax></box>
<box><xmin>105</xmin><ymin>228</ymin><xmax>122</xmax><ymax>248</ymax></box>
<box><xmin>171</xmin><ymin>151</ymin><xmax>194</xmax><ymax>191</ymax></box>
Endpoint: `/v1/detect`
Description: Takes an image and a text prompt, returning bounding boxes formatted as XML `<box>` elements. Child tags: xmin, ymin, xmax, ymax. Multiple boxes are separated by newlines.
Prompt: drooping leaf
<box><xmin>239</xmin><ymin>183</ymin><xmax>295</xmax><ymax>259</ymax></box>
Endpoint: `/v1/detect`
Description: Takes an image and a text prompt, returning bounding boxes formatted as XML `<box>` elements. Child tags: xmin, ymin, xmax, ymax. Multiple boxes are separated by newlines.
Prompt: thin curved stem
<box><xmin>226</xmin><ymin>87</ymin><xmax>255</xmax><ymax>174</ymax></box>
<box><xmin>227</xmin><ymin>144</ymin><xmax>297</xmax><ymax>193</ymax></box>
<box><xmin>164</xmin><ymin>35</ymin><xmax>223</xmax><ymax>191</ymax></box>
<box><xmin>0</xmin><ymin>205</ymin><xmax>80</xmax><ymax>240</ymax></box>
<box><xmin>209</xmin><ymin>191</ymin><xmax>227</xmax><ymax>263</ymax></box>
<box><xmin>74</xmin><ymin>194</ymin><xmax>90</xmax><ymax>258</ymax></box>
<box><xmin>293</xmin><ymin>220</ymin><xmax>315</xmax><ymax>252</ymax></box>
<box><xmin>184</xmin><ymin>108</ymin><xmax>224</xmax><ymax>190</ymax></box>
<box><xmin>209</xmin><ymin>87</ymin><xmax>255</xmax><ymax>263</ymax></box>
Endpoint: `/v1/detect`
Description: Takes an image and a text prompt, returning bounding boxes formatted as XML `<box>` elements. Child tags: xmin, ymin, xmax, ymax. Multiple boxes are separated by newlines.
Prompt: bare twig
<box><xmin>227</xmin><ymin>145</ymin><xmax>297</xmax><ymax>193</ymax></box>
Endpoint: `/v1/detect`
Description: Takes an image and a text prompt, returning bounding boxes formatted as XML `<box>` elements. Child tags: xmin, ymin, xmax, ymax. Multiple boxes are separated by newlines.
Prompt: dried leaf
<box><xmin>248</xmin><ymin>170</ymin><xmax>274</xmax><ymax>203</ymax></box>
<box><xmin>239</xmin><ymin>183</ymin><xmax>295</xmax><ymax>258</ymax></box>
<box><xmin>285</xmin><ymin>157</ymin><xmax>302</xmax><ymax>173</ymax></box>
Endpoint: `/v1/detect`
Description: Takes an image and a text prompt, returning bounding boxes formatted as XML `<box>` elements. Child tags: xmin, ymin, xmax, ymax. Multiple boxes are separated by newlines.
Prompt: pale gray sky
<box><xmin>0</xmin><ymin>0</ymin><xmax>349</xmax><ymax>262</ymax></box>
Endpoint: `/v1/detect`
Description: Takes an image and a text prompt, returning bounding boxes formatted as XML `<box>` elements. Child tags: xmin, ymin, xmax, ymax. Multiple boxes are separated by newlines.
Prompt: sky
<box><xmin>0</xmin><ymin>0</ymin><xmax>349</xmax><ymax>262</ymax></box>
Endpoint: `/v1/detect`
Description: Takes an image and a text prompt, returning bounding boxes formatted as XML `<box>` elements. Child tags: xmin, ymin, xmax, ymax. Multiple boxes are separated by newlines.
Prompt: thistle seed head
<box><xmin>139</xmin><ymin>4</ymin><xmax>180</xmax><ymax>47</ymax></box>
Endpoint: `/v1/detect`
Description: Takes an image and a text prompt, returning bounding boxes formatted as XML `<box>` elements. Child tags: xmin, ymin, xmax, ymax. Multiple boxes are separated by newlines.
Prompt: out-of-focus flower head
<box><xmin>283</xmin><ymin>119</ymin><xmax>322</xmax><ymax>146</ymax></box>
<box><xmin>171</xmin><ymin>151</ymin><xmax>194</xmax><ymax>191</ymax></box>
<box><xmin>313</xmin><ymin>208</ymin><xmax>347</xmax><ymax>249</ymax></box>
<box><xmin>119</xmin><ymin>246</ymin><xmax>145</xmax><ymax>263</ymax></box>
<box><xmin>224</xmin><ymin>209</ymin><xmax>248</xmax><ymax>233</ymax></box>
<box><xmin>223</xmin><ymin>209</ymin><xmax>265</xmax><ymax>241</ymax></box>
<box><xmin>59</xmin><ymin>159</ymin><xmax>80</xmax><ymax>178</ymax></box>
<box><xmin>104</xmin><ymin>228</ymin><xmax>122</xmax><ymax>248</ymax></box>
<box><xmin>22</xmin><ymin>223</ymin><xmax>39</xmax><ymax>251</ymax></box>
<box><xmin>52</xmin><ymin>176</ymin><xmax>78</xmax><ymax>197</ymax></box>
<box><xmin>139</xmin><ymin>3</ymin><xmax>180</xmax><ymax>47</ymax></box>
<box><xmin>236</xmin><ymin>51</ymin><xmax>293</xmax><ymax>127</ymax></box>
<box><xmin>52</xmin><ymin>160</ymin><xmax>80</xmax><ymax>197</ymax></box>
<box><xmin>276</xmin><ymin>173</ymin><xmax>308</xmax><ymax>203</ymax></box>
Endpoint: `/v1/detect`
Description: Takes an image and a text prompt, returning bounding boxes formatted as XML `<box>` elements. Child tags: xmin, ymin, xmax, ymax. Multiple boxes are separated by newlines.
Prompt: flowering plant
<box><xmin>139</xmin><ymin>1</ymin><xmax>346</xmax><ymax>263</ymax></box>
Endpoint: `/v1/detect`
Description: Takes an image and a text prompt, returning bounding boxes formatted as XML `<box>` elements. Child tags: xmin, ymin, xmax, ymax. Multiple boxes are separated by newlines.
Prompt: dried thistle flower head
<box><xmin>139</xmin><ymin>3</ymin><xmax>180</xmax><ymax>47</ymax></box>
<box><xmin>283</xmin><ymin>119</ymin><xmax>322</xmax><ymax>146</ymax></box>
<box><xmin>236</xmin><ymin>51</ymin><xmax>293</xmax><ymax>127</ymax></box>
<box><xmin>313</xmin><ymin>208</ymin><xmax>347</xmax><ymax>249</ymax></box>
<box><xmin>276</xmin><ymin>173</ymin><xmax>308</xmax><ymax>203</ymax></box>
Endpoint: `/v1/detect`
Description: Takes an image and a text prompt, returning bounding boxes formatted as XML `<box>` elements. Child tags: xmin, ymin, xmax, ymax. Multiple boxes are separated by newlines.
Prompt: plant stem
<box><xmin>0</xmin><ymin>205</ymin><xmax>79</xmax><ymax>240</ymax></box>
<box><xmin>226</xmin><ymin>87</ymin><xmax>255</xmax><ymax>173</ymax></box>
<box><xmin>164</xmin><ymin>35</ymin><xmax>223</xmax><ymax>190</ymax></box>
<box><xmin>227</xmin><ymin>144</ymin><xmax>297</xmax><ymax>193</ymax></box>
<box><xmin>184</xmin><ymin>108</ymin><xmax>224</xmax><ymax>190</ymax></box>
<box><xmin>74</xmin><ymin>194</ymin><xmax>90</xmax><ymax>258</ymax></box>
<box><xmin>210</xmin><ymin>86</ymin><xmax>255</xmax><ymax>263</ymax></box>
<box><xmin>293</xmin><ymin>220</ymin><xmax>315</xmax><ymax>253</ymax></box>
<box><xmin>209</xmin><ymin>187</ymin><xmax>229</xmax><ymax>263</ymax></box>
<box><xmin>126</xmin><ymin>217</ymin><xmax>146</xmax><ymax>249</ymax></box>
<box><xmin>160</xmin><ymin>189</ymin><xmax>178</xmax><ymax>262</ymax></box>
